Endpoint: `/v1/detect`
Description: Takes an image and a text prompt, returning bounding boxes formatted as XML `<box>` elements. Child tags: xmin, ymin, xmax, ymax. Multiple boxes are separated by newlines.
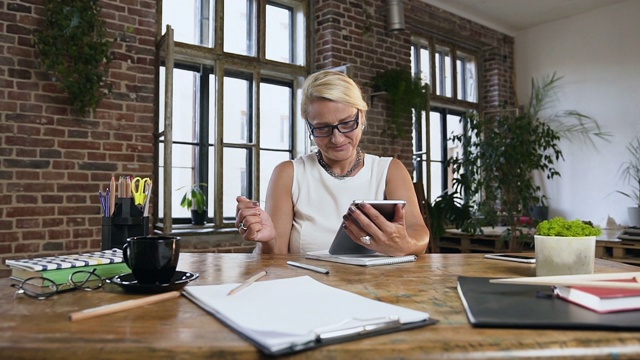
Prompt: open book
<box><xmin>305</xmin><ymin>250</ymin><xmax>417</xmax><ymax>266</ymax></box>
<box><xmin>183</xmin><ymin>276</ymin><xmax>434</xmax><ymax>356</ymax></box>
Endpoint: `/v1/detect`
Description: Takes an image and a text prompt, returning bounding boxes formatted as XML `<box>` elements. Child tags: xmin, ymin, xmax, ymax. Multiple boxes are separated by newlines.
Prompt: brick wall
<box><xmin>0</xmin><ymin>0</ymin><xmax>157</xmax><ymax>262</ymax></box>
<box><xmin>314</xmin><ymin>0</ymin><xmax>515</xmax><ymax>169</ymax></box>
<box><xmin>0</xmin><ymin>0</ymin><xmax>514</xmax><ymax>262</ymax></box>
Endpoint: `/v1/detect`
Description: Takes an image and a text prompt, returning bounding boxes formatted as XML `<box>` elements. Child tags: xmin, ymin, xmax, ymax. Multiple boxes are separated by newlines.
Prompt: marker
<box><xmin>287</xmin><ymin>261</ymin><xmax>330</xmax><ymax>274</ymax></box>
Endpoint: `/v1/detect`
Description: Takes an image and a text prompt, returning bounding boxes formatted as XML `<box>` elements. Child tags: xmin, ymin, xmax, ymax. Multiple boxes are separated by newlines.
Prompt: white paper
<box><xmin>183</xmin><ymin>276</ymin><xmax>429</xmax><ymax>353</ymax></box>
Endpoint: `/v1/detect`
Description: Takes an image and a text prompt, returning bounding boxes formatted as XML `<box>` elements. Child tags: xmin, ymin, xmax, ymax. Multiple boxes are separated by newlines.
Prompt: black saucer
<box><xmin>111</xmin><ymin>271</ymin><xmax>199</xmax><ymax>294</ymax></box>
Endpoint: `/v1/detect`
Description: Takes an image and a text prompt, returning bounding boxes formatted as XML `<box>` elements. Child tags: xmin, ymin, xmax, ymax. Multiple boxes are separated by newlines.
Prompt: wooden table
<box><xmin>1</xmin><ymin>253</ymin><xmax>640</xmax><ymax>359</ymax></box>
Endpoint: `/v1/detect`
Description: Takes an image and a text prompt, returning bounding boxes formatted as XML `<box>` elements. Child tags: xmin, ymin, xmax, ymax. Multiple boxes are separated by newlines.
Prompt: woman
<box><xmin>236</xmin><ymin>70</ymin><xmax>429</xmax><ymax>256</ymax></box>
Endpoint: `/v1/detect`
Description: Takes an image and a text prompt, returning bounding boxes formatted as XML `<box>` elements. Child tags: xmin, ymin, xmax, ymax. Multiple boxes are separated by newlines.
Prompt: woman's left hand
<box><xmin>342</xmin><ymin>202</ymin><xmax>409</xmax><ymax>256</ymax></box>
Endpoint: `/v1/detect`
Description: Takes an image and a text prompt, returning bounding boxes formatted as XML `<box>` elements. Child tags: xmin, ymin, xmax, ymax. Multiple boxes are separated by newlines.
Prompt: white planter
<box><xmin>534</xmin><ymin>235</ymin><xmax>596</xmax><ymax>276</ymax></box>
<box><xmin>628</xmin><ymin>207</ymin><xmax>640</xmax><ymax>227</ymax></box>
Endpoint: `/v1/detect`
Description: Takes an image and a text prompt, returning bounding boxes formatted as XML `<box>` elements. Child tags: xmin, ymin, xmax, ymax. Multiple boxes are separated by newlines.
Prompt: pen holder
<box><xmin>101</xmin><ymin>198</ymin><xmax>149</xmax><ymax>250</ymax></box>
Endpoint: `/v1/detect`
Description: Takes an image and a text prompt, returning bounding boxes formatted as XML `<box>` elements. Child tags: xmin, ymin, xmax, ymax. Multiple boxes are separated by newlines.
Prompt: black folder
<box><xmin>457</xmin><ymin>276</ymin><xmax>640</xmax><ymax>330</ymax></box>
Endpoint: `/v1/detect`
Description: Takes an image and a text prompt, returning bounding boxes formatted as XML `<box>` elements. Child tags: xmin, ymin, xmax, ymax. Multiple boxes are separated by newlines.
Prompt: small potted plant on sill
<box><xmin>178</xmin><ymin>183</ymin><xmax>207</xmax><ymax>225</ymax></box>
<box><xmin>616</xmin><ymin>135</ymin><xmax>640</xmax><ymax>227</ymax></box>
<box><xmin>534</xmin><ymin>217</ymin><xmax>602</xmax><ymax>276</ymax></box>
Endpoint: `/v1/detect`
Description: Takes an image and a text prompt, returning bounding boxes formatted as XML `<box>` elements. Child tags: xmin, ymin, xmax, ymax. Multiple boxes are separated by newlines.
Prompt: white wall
<box><xmin>514</xmin><ymin>0</ymin><xmax>640</xmax><ymax>228</ymax></box>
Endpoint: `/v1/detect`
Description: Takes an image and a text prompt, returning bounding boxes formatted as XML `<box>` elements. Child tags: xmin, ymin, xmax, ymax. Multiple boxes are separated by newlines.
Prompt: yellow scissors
<box><xmin>131</xmin><ymin>177</ymin><xmax>151</xmax><ymax>206</ymax></box>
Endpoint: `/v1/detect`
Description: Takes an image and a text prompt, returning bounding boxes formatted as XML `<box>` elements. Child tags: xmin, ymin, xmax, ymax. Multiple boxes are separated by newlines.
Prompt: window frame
<box><xmin>411</xmin><ymin>37</ymin><xmax>479</xmax><ymax>203</ymax></box>
<box><xmin>156</xmin><ymin>0</ymin><xmax>309</xmax><ymax>233</ymax></box>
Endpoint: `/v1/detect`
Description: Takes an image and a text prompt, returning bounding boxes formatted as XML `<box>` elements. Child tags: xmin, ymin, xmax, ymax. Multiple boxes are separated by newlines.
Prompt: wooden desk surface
<box><xmin>1</xmin><ymin>253</ymin><xmax>639</xmax><ymax>359</ymax></box>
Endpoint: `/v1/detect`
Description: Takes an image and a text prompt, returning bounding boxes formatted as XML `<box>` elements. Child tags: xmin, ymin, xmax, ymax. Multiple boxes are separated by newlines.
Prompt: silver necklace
<box><xmin>316</xmin><ymin>148</ymin><xmax>363</xmax><ymax>180</ymax></box>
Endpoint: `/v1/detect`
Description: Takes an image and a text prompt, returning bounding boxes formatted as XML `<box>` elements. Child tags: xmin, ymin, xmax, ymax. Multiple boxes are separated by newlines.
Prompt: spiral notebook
<box><xmin>305</xmin><ymin>250</ymin><xmax>417</xmax><ymax>267</ymax></box>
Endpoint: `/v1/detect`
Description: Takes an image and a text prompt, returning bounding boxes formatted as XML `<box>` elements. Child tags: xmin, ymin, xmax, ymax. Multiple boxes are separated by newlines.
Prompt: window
<box><xmin>411</xmin><ymin>39</ymin><xmax>478</xmax><ymax>203</ymax></box>
<box><xmin>158</xmin><ymin>0</ymin><xmax>308</xmax><ymax>231</ymax></box>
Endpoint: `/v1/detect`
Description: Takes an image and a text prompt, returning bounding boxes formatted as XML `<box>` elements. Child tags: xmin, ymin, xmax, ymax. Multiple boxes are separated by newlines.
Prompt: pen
<box><xmin>287</xmin><ymin>261</ymin><xmax>330</xmax><ymax>274</ymax></box>
<box><xmin>68</xmin><ymin>291</ymin><xmax>181</xmax><ymax>322</ymax></box>
<box><xmin>227</xmin><ymin>270</ymin><xmax>267</xmax><ymax>296</ymax></box>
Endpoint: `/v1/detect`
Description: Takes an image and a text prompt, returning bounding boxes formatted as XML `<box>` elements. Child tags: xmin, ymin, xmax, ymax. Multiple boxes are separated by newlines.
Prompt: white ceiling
<box><xmin>421</xmin><ymin>0</ymin><xmax>629</xmax><ymax>35</ymax></box>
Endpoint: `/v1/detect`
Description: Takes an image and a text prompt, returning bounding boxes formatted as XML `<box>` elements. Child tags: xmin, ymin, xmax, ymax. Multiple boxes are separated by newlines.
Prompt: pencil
<box><xmin>68</xmin><ymin>291</ymin><xmax>181</xmax><ymax>322</ymax></box>
<box><xmin>227</xmin><ymin>271</ymin><xmax>267</xmax><ymax>296</ymax></box>
<box><xmin>109</xmin><ymin>176</ymin><xmax>116</xmax><ymax>216</ymax></box>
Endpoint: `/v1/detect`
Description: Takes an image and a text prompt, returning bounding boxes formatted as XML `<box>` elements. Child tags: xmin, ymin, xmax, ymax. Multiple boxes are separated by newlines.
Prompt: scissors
<box><xmin>131</xmin><ymin>177</ymin><xmax>151</xmax><ymax>206</ymax></box>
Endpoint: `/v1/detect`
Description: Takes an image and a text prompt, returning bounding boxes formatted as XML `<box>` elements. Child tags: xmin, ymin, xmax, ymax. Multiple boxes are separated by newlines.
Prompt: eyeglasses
<box><xmin>12</xmin><ymin>268</ymin><xmax>107</xmax><ymax>300</ymax></box>
<box><xmin>307</xmin><ymin>111</ymin><xmax>360</xmax><ymax>138</ymax></box>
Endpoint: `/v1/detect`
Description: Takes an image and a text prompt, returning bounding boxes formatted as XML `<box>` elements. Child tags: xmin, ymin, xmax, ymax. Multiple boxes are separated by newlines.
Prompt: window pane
<box><xmin>429</xmin><ymin>111</ymin><xmax>441</xmax><ymax>161</ymax></box>
<box><xmin>260</xmin><ymin>82</ymin><xmax>291</xmax><ymax>149</ymax></box>
<box><xmin>259</xmin><ymin>150</ymin><xmax>290</xmax><ymax>204</ymax></box>
<box><xmin>162</xmin><ymin>0</ymin><xmax>213</xmax><ymax>47</ymax></box>
<box><xmin>159</xmin><ymin>143</ymin><xmax>198</xmax><ymax>219</ymax></box>
<box><xmin>224</xmin><ymin>0</ymin><xmax>255</xmax><ymax>56</ymax></box>
<box><xmin>161</xmin><ymin>69</ymin><xmax>197</xmax><ymax>143</ymax></box>
<box><xmin>435</xmin><ymin>45</ymin><xmax>451</xmax><ymax>97</ymax></box>
<box><xmin>266</xmin><ymin>4</ymin><xmax>292</xmax><ymax>63</ymax></box>
<box><xmin>456</xmin><ymin>51</ymin><xmax>477</xmax><ymax>102</ymax></box>
<box><xmin>223</xmin><ymin>76</ymin><xmax>251</xmax><ymax>144</ymax></box>
<box><xmin>430</xmin><ymin>162</ymin><xmax>443</xmax><ymax>201</ymax></box>
<box><xmin>223</xmin><ymin>148</ymin><xmax>248</xmax><ymax>218</ymax></box>
<box><xmin>446</xmin><ymin>114</ymin><xmax>464</xmax><ymax>195</ymax></box>
<box><xmin>420</xmin><ymin>47</ymin><xmax>430</xmax><ymax>86</ymax></box>
<box><xmin>208</xmin><ymin>73</ymin><xmax>217</xmax><ymax>144</ymax></box>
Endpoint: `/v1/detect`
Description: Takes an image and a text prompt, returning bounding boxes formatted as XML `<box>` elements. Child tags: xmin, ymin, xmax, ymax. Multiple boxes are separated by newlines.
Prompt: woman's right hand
<box><xmin>235</xmin><ymin>196</ymin><xmax>276</xmax><ymax>244</ymax></box>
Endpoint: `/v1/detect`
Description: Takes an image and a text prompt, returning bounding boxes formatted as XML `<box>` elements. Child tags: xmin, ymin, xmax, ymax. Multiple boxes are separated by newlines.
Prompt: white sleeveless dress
<box><xmin>289</xmin><ymin>152</ymin><xmax>392</xmax><ymax>254</ymax></box>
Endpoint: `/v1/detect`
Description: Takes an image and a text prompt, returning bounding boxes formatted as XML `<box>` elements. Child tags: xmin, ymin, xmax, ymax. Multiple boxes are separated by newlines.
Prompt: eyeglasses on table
<box><xmin>11</xmin><ymin>268</ymin><xmax>108</xmax><ymax>300</ymax></box>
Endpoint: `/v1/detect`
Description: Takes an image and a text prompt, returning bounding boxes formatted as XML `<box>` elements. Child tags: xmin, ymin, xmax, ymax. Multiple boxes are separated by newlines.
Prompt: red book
<box><xmin>554</xmin><ymin>278</ymin><xmax>640</xmax><ymax>313</ymax></box>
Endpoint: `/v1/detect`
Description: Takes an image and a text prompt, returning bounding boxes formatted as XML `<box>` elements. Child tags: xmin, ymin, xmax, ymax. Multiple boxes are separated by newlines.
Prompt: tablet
<box><xmin>328</xmin><ymin>200</ymin><xmax>407</xmax><ymax>255</ymax></box>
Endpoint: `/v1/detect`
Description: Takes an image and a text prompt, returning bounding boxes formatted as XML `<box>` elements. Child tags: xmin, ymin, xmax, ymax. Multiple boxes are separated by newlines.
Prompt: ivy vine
<box><xmin>34</xmin><ymin>0</ymin><xmax>113</xmax><ymax>116</ymax></box>
<box><xmin>373</xmin><ymin>67</ymin><xmax>429</xmax><ymax>138</ymax></box>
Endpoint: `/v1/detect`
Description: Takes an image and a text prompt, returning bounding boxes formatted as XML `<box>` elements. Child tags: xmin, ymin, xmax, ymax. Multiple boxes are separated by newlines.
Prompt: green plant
<box><xmin>372</xmin><ymin>67</ymin><xmax>429</xmax><ymax>138</ymax></box>
<box><xmin>447</xmin><ymin>73</ymin><xmax>608</xmax><ymax>251</ymax></box>
<box><xmin>616</xmin><ymin>135</ymin><xmax>640</xmax><ymax>207</ymax></box>
<box><xmin>537</xmin><ymin>217</ymin><xmax>602</xmax><ymax>237</ymax></box>
<box><xmin>178</xmin><ymin>183</ymin><xmax>207</xmax><ymax>214</ymax></box>
<box><xmin>529</xmin><ymin>73</ymin><xmax>610</xmax><ymax>146</ymax></box>
<box><xmin>34</xmin><ymin>0</ymin><xmax>113</xmax><ymax>116</ymax></box>
<box><xmin>429</xmin><ymin>190</ymin><xmax>474</xmax><ymax>239</ymax></box>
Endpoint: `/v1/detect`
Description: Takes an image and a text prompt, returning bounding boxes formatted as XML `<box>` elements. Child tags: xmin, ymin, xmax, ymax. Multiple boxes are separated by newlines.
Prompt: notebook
<box><xmin>6</xmin><ymin>249</ymin><xmax>124</xmax><ymax>271</ymax></box>
<box><xmin>305</xmin><ymin>250</ymin><xmax>417</xmax><ymax>267</ymax></box>
<box><xmin>183</xmin><ymin>275</ymin><xmax>435</xmax><ymax>356</ymax></box>
<box><xmin>554</xmin><ymin>278</ymin><xmax>640</xmax><ymax>313</ymax></box>
<box><xmin>457</xmin><ymin>276</ymin><xmax>640</xmax><ymax>330</ymax></box>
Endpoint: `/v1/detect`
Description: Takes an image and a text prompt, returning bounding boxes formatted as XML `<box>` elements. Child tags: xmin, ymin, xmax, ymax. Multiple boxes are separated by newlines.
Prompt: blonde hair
<box><xmin>301</xmin><ymin>70</ymin><xmax>368</xmax><ymax>120</ymax></box>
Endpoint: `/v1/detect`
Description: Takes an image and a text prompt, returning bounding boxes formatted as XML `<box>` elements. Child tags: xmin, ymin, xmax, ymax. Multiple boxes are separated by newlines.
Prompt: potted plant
<box><xmin>447</xmin><ymin>73</ymin><xmax>609</xmax><ymax>252</ymax></box>
<box><xmin>34</xmin><ymin>0</ymin><xmax>113</xmax><ymax>116</ymax></box>
<box><xmin>178</xmin><ymin>183</ymin><xmax>207</xmax><ymax>225</ymax></box>
<box><xmin>372</xmin><ymin>67</ymin><xmax>429</xmax><ymax>139</ymax></box>
<box><xmin>535</xmin><ymin>217</ymin><xmax>602</xmax><ymax>276</ymax></box>
<box><xmin>616</xmin><ymin>135</ymin><xmax>640</xmax><ymax>227</ymax></box>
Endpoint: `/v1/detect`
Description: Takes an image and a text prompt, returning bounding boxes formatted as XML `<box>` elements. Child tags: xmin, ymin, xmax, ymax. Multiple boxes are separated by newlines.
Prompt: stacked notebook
<box><xmin>7</xmin><ymin>249</ymin><xmax>130</xmax><ymax>291</ymax></box>
<box><xmin>305</xmin><ymin>250</ymin><xmax>417</xmax><ymax>267</ymax></box>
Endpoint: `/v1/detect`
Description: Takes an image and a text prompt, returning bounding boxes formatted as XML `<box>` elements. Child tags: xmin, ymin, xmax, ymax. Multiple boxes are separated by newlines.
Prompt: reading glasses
<box><xmin>307</xmin><ymin>111</ymin><xmax>360</xmax><ymax>138</ymax></box>
<box><xmin>12</xmin><ymin>268</ymin><xmax>107</xmax><ymax>300</ymax></box>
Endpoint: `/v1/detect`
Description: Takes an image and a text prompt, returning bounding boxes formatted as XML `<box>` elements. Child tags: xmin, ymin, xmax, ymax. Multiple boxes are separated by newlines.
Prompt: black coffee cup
<box><xmin>122</xmin><ymin>235</ymin><xmax>180</xmax><ymax>284</ymax></box>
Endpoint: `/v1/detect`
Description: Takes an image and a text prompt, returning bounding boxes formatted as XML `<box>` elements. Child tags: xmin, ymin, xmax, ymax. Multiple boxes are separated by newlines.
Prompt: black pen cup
<box><xmin>101</xmin><ymin>197</ymin><xmax>149</xmax><ymax>250</ymax></box>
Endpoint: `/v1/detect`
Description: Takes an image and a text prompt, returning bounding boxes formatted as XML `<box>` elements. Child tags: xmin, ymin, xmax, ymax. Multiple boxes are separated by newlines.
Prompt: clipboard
<box><xmin>183</xmin><ymin>276</ymin><xmax>437</xmax><ymax>356</ymax></box>
<box><xmin>206</xmin><ymin>310</ymin><xmax>435</xmax><ymax>356</ymax></box>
